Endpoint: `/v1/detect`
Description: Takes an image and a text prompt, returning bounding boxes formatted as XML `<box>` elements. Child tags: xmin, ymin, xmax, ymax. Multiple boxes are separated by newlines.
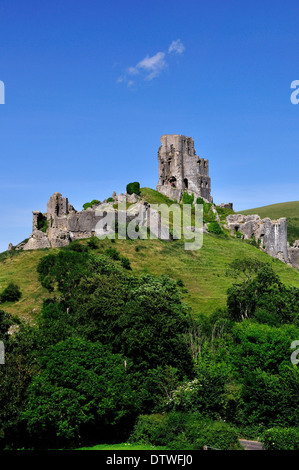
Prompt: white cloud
<box><xmin>119</xmin><ymin>40</ymin><xmax>185</xmax><ymax>87</ymax></box>
<box><xmin>168</xmin><ymin>39</ymin><xmax>185</xmax><ymax>54</ymax></box>
<box><xmin>127</xmin><ymin>66</ymin><xmax>140</xmax><ymax>75</ymax></box>
<box><xmin>128</xmin><ymin>51</ymin><xmax>167</xmax><ymax>81</ymax></box>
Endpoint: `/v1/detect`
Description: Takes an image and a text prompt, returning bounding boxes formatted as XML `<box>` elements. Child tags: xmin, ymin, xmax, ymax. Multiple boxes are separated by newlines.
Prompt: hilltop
<box><xmin>238</xmin><ymin>201</ymin><xmax>299</xmax><ymax>219</ymax></box>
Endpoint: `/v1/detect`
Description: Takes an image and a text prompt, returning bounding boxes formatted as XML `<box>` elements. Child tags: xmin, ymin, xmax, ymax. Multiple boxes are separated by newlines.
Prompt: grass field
<box><xmin>238</xmin><ymin>201</ymin><xmax>299</xmax><ymax>245</ymax></box>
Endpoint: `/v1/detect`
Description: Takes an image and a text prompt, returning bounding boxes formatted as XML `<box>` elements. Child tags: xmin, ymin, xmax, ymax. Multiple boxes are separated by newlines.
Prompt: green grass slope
<box><xmin>238</xmin><ymin>201</ymin><xmax>299</xmax><ymax>245</ymax></box>
<box><xmin>238</xmin><ymin>201</ymin><xmax>299</xmax><ymax>219</ymax></box>
<box><xmin>1</xmin><ymin>191</ymin><xmax>299</xmax><ymax>321</ymax></box>
<box><xmin>1</xmin><ymin>234</ymin><xmax>299</xmax><ymax>321</ymax></box>
<box><xmin>0</xmin><ymin>249</ymin><xmax>55</xmax><ymax>322</ymax></box>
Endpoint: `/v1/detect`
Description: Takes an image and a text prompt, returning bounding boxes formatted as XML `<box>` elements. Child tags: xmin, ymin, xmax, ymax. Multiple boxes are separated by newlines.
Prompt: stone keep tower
<box><xmin>156</xmin><ymin>134</ymin><xmax>212</xmax><ymax>202</ymax></box>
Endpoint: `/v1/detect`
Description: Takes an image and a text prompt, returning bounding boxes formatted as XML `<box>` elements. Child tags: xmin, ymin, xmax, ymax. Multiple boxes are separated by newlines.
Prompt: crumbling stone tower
<box><xmin>156</xmin><ymin>134</ymin><xmax>212</xmax><ymax>202</ymax></box>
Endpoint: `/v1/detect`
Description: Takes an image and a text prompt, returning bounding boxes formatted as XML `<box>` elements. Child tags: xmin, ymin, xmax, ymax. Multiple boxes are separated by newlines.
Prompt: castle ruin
<box><xmin>7</xmin><ymin>133</ymin><xmax>299</xmax><ymax>271</ymax></box>
<box><xmin>156</xmin><ymin>134</ymin><xmax>212</xmax><ymax>203</ymax></box>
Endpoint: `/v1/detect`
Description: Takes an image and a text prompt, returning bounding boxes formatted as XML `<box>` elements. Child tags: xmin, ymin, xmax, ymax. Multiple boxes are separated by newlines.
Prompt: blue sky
<box><xmin>0</xmin><ymin>0</ymin><xmax>298</xmax><ymax>252</ymax></box>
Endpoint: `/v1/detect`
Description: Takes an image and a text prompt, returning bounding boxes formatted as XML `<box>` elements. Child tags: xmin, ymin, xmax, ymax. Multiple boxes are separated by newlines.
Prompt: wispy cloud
<box><xmin>168</xmin><ymin>39</ymin><xmax>185</xmax><ymax>54</ymax></box>
<box><xmin>118</xmin><ymin>39</ymin><xmax>185</xmax><ymax>87</ymax></box>
<box><xmin>129</xmin><ymin>52</ymin><xmax>167</xmax><ymax>81</ymax></box>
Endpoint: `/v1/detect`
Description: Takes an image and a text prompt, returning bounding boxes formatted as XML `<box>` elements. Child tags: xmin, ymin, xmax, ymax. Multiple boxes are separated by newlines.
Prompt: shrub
<box><xmin>202</xmin><ymin>202</ymin><xmax>216</xmax><ymax>223</ymax></box>
<box><xmin>87</xmin><ymin>237</ymin><xmax>99</xmax><ymax>249</ymax></box>
<box><xmin>126</xmin><ymin>182</ymin><xmax>141</xmax><ymax>196</ymax></box>
<box><xmin>129</xmin><ymin>414</ymin><xmax>169</xmax><ymax>445</ymax></box>
<box><xmin>182</xmin><ymin>192</ymin><xmax>194</xmax><ymax>204</ymax></box>
<box><xmin>0</xmin><ymin>283</ymin><xmax>22</xmax><ymax>303</ymax></box>
<box><xmin>167</xmin><ymin>360</ymin><xmax>231</xmax><ymax>419</ymax></box>
<box><xmin>106</xmin><ymin>197</ymin><xmax>114</xmax><ymax>202</ymax></box>
<box><xmin>130</xmin><ymin>412</ymin><xmax>241</xmax><ymax>450</ymax></box>
<box><xmin>207</xmin><ymin>221</ymin><xmax>223</xmax><ymax>235</ymax></box>
<box><xmin>0</xmin><ymin>309</ymin><xmax>20</xmax><ymax>339</ymax></box>
<box><xmin>262</xmin><ymin>427</ymin><xmax>299</xmax><ymax>450</ymax></box>
<box><xmin>37</xmin><ymin>214</ymin><xmax>48</xmax><ymax>233</ymax></box>
<box><xmin>196</xmin><ymin>197</ymin><xmax>204</xmax><ymax>205</ymax></box>
<box><xmin>83</xmin><ymin>199</ymin><xmax>100</xmax><ymax>210</ymax></box>
<box><xmin>105</xmin><ymin>247</ymin><xmax>120</xmax><ymax>260</ymax></box>
<box><xmin>120</xmin><ymin>256</ymin><xmax>131</xmax><ymax>270</ymax></box>
<box><xmin>190</xmin><ymin>421</ymin><xmax>241</xmax><ymax>450</ymax></box>
<box><xmin>215</xmin><ymin>206</ymin><xmax>235</xmax><ymax>221</ymax></box>
<box><xmin>67</xmin><ymin>241</ymin><xmax>88</xmax><ymax>253</ymax></box>
<box><xmin>246</xmin><ymin>235</ymin><xmax>259</xmax><ymax>247</ymax></box>
<box><xmin>234</xmin><ymin>228</ymin><xmax>243</xmax><ymax>239</ymax></box>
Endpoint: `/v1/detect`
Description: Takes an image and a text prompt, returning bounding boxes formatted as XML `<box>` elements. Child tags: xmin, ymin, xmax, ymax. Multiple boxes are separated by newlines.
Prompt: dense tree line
<box><xmin>0</xmin><ymin>247</ymin><xmax>299</xmax><ymax>449</ymax></box>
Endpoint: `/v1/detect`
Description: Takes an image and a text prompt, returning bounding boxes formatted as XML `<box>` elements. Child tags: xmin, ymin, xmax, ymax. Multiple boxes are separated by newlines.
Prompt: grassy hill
<box><xmin>238</xmin><ymin>201</ymin><xmax>299</xmax><ymax>245</ymax></box>
<box><xmin>1</xmin><ymin>233</ymin><xmax>299</xmax><ymax>322</ymax></box>
<box><xmin>1</xmin><ymin>190</ymin><xmax>299</xmax><ymax>322</ymax></box>
<box><xmin>238</xmin><ymin>201</ymin><xmax>299</xmax><ymax>219</ymax></box>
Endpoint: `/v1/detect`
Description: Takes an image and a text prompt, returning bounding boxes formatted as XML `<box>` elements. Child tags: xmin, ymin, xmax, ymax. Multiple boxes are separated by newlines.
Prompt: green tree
<box><xmin>0</xmin><ymin>310</ymin><xmax>19</xmax><ymax>340</ymax></box>
<box><xmin>0</xmin><ymin>283</ymin><xmax>22</xmax><ymax>303</ymax></box>
<box><xmin>23</xmin><ymin>338</ymin><xmax>138</xmax><ymax>447</ymax></box>
<box><xmin>262</xmin><ymin>427</ymin><xmax>299</xmax><ymax>450</ymax></box>
<box><xmin>37</xmin><ymin>252</ymin><xmax>194</xmax><ymax>377</ymax></box>
<box><xmin>226</xmin><ymin>261</ymin><xmax>299</xmax><ymax>324</ymax></box>
<box><xmin>126</xmin><ymin>182</ymin><xmax>141</xmax><ymax>195</ymax></box>
<box><xmin>0</xmin><ymin>322</ymin><xmax>39</xmax><ymax>449</ymax></box>
<box><xmin>226</xmin><ymin>257</ymin><xmax>265</xmax><ymax>284</ymax></box>
<box><xmin>240</xmin><ymin>365</ymin><xmax>299</xmax><ymax>428</ymax></box>
<box><xmin>207</xmin><ymin>221</ymin><xmax>223</xmax><ymax>235</ymax></box>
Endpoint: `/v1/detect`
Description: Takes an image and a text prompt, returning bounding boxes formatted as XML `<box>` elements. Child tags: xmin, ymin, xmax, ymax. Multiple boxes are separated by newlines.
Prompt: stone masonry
<box><xmin>156</xmin><ymin>134</ymin><xmax>212</xmax><ymax>203</ymax></box>
<box><xmin>22</xmin><ymin>192</ymin><xmax>171</xmax><ymax>250</ymax></box>
<box><xmin>7</xmin><ymin>133</ymin><xmax>298</xmax><ymax>271</ymax></box>
<box><xmin>225</xmin><ymin>213</ymin><xmax>299</xmax><ymax>267</ymax></box>
<box><xmin>287</xmin><ymin>240</ymin><xmax>299</xmax><ymax>269</ymax></box>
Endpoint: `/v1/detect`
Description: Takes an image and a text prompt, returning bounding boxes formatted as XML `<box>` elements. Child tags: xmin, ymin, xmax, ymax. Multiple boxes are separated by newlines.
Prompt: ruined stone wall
<box><xmin>22</xmin><ymin>192</ymin><xmax>171</xmax><ymax>250</ymax></box>
<box><xmin>156</xmin><ymin>134</ymin><xmax>212</xmax><ymax>202</ymax></box>
<box><xmin>23</xmin><ymin>193</ymin><xmax>101</xmax><ymax>250</ymax></box>
<box><xmin>17</xmin><ymin>192</ymin><xmax>299</xmax><ymax>271</ymax></box>
<box><xmin>226</xmin><ymin>214</ymin><xmax>288</xmax><ymax>263</ymax></box>
<box><xmin>287</xmin><ymin>241</ymin><xmax>299</xmax><ymax>269</ymax></box>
